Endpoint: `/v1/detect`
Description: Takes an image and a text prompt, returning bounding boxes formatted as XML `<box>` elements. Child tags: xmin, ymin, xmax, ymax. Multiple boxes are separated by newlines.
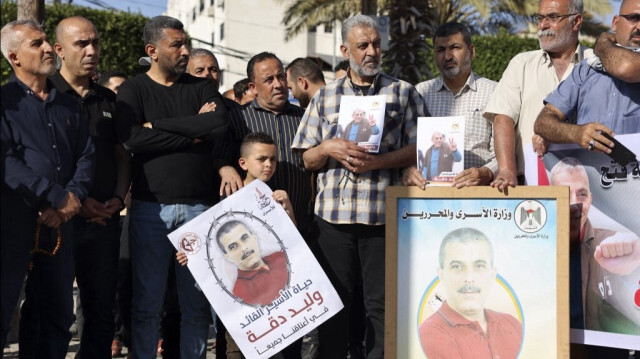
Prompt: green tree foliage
<box><xmin>1</xmin><ymin>1</ymin><xmax>148</xmax><ymax>84</ymax></box>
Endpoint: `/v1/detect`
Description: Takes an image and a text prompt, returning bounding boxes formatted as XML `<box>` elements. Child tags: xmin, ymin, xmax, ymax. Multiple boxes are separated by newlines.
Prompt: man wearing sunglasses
<box><xmin>483</xmin><ymin>0</ymin><xmax>594</xmax><ymax>192</ymax></box>
<box><xmin>534</xmin><ymin>0</ymin><xmax>640</xmax><ymax>152</ymax></box>
<box><xmin>593</xmin><ymin>5</ymin><xmax>640</xmax><ymax>83</ymax></box>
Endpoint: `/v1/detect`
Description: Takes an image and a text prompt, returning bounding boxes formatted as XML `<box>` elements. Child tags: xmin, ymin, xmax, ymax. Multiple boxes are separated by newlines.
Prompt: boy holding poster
<box><xmin>177</xmin><ymin>132</ymin><xmax>297</xmax><ymax>358</ymax></box>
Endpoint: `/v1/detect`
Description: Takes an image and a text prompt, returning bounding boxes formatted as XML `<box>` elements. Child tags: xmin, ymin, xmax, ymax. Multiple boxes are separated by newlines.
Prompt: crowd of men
<box><xmin>1</xmin><ymin>0</ymin><xmax>638</xmax><ymax>358</ymax></box>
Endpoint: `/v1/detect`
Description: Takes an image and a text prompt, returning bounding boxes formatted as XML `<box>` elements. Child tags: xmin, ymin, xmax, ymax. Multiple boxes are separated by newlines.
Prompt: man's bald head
<box><xmin>56</xmin><ymin>16</ymin><xmax>97</xmax><ymax>43</ymax></box>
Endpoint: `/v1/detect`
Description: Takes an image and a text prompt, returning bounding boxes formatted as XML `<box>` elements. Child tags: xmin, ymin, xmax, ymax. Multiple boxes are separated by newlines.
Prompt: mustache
<box><xmin>457</xmin><ymin>284</ymin><xmax>481</xmax><ymax>293</ymax></box>
<box><xmin>363</xmin><ymin>56</ymin><xmax>379</xmax><ymax>65</ymax></box>
<box><xmin>241</xmin><ymin>249</ymin><xmax>255</xmax><ymax>260</ymax></box>
<box><xmin>538</xmin><ymin>29</ymin><xmax>556</xmax><ymax>38</ymax></box>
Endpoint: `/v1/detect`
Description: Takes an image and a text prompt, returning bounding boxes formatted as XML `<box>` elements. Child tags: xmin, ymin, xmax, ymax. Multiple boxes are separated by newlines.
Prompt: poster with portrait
<box><xmin>168</xmin><ymin>180</ymin><xmax>343</xmax><ymax>359</ymax></box>
<box><xmin>524</xmin><ymin>133</ymin><xmax>640</xmax><ymax>350</ymax></box>
<box><xmin>336</xmin><ymin>94</ymin><xmax>386</xmax><ymax>152</ymax></box>
<box><xmin>416</xmin><ymin>116</ymin><xmax>465</xmax><ymax>185</ymax></box>
<box><xmin>385</xmin><ymin>186</ymin><xmax>569</xmax><ymax>359</ymax></box>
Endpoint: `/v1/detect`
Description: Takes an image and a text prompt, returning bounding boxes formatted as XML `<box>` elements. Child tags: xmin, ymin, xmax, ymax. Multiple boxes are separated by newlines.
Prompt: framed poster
<box><xmin>524</xmin><ymin>133</ymin><xmax>640</xmax><ymax>350</ymax></box>
<box><xmin>385</xmin><ymin>186</ymin><xmax>569</xmax><ymax>359</ymax></box>
<box><xmin>168</xmin><ymin>180</ymin><xmax>343</xmax><ymax>359</ymax></box>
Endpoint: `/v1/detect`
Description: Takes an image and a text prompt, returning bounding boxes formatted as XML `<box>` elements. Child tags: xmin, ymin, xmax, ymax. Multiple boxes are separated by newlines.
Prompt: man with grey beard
<box><xmin>411</xmin><ymin>22</ymin><xmax>497</xmax><ymax>188</ymax></box>
<box><xmin>1</xmin><ymin>19</ymin><xmax>94</xmax><ymax>353</ymax></box>
<box><xmin>292</xmin><ymin>14</ymin><xmax>426</xmax><ymax>359</ymax></box>
<box><xmin>115</xmin><ymin>15</ymin><xmax>228</xmax><ymax>359</ymax></box>
<box><xmin>483</xmin><ymin>0</ymin><xmax>594</xmax><ymax>192</ymax></box>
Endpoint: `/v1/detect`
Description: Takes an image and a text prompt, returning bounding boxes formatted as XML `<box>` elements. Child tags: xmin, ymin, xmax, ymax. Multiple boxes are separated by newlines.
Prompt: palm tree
<box><xmin>278</xmin><ymin>0</ymin><xmax>613</xmax><ymax>83</ymax></box>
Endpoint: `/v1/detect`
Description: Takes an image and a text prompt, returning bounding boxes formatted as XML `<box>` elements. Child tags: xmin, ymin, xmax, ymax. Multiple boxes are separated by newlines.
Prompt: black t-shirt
<box><xmin>115</xmin><ymin>73</ymin><xmax>228</xmax><ymax>204</ymax></box>
<box><xmin>49</xmin><ymin>71</ymin><xmax>119</xmax><ymax>202</ymax></box>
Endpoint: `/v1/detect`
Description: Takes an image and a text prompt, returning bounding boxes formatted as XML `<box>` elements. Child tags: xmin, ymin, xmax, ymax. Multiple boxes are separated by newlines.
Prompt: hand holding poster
<box><xmin>168</xmin><ymin>181</ymin><xmax>343</xmax><ymax>358</ymax></box>
<box><xmin>336</xmin><ymin>95</ymin><xmax>386</xmax><ymax>152</ymax></box>
<box><xmin>525</xmin><ymin>133</ymin><xmax>640</xmax><ymax>350</ymax></box>
<box><xmin>417</xmin><ymin>117</ymin><xmax>465</xmax><ymax>185</ymax></box>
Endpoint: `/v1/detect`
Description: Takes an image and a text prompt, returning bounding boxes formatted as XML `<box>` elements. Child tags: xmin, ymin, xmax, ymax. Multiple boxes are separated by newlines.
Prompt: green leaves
<box><xmin>1</xmin><ymin>2</ymin><xmax>148</xmax><ymax>85</ymax></box>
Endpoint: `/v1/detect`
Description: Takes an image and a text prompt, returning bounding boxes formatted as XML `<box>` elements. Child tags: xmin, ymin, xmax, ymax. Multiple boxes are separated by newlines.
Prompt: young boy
<box><xmin>177</xmin><ymin>131</ymin><xmax>295</xmax><ymax>259</ymax></box>
<box><xmin>176</xmin><ymin>132</ymin><xmax>296</xmax><ymax>358</ymax></box>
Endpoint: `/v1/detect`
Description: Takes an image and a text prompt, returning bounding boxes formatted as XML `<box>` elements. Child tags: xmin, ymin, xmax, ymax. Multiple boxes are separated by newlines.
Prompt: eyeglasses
<box><xmin>619</xmin><ymin>13</ymin><xmax>640</xmax><ymax>24</ymax></box>
<box><xmin>535</xmin><ymin>13</ymin><xmax>577</xmax><ymax>23</ymax></box>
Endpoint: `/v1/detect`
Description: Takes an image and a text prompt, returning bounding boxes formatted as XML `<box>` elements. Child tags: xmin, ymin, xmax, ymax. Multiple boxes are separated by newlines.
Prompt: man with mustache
<box><xmin>115</xmin><ymin>15</ymin><xmax>228</xmax><ymax>359</ymax></box>
<box><xmin>411</xmin><ymin>22</ymin><xmax>497</xmax><ymax>188</ymax></box>
<box><xmin>48</xmin><ymin>16</ymin><xmax>130</xmax><ymax>358</ymax></box>
<box><xmin>548</xmin><ymin>158</ymin><xmax>640</xmax><ymax>335</ymax></box>
<box><xmin>483</xmin><ymin>0</ymin><xmax>594</xmax><ymax>192</ymax></box>
<box><xmin>211</xmin><ymin>51</ymin><xmax>308</xmax><ymax>358</ymax></box>
<box><xmin>216</xmin><ymin>220</ymin><xmax>288</xmax><ymax>307</ymax></box>
<box><xmin>1</xmin><ymin>19</ymin><xmax>94</xmax><ymax>354</ymax></box>
<box><xmin>292</xmin><ymin>14</ymin><xmax>426</xmax><ymax>359</ymax></box>
<box><xmin>419</xmin><ymin>228</ymin><xmax>522</xmax><ymax>359</ymax></box>
<box><xmin>534</xmin><ymin>0</ymin><xmax>640</xmax><ymax>150</ymax></box>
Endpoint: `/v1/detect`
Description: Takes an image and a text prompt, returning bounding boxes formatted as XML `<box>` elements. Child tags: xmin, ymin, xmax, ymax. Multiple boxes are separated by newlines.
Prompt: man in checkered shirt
<box><xmin>409</xmin><ymin>22</ymin><xmax>497</xmax><ymax>189</ymax></box>
<box><xmin>291</xmin><ymin>14</ymin><xmax>426</xmax><ymax>359</ymax></box>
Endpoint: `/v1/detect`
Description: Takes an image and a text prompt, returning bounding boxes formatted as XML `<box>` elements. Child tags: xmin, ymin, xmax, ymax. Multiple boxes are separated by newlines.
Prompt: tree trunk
<box><xmin>361</xmin><ymin>0</ymin><xmax>377</xmax><ymax>15</ymax></box>
<box><xmin>17</xmin><ymin>0</ymin><xmax>45</xmax><ymax>23</ymax></box>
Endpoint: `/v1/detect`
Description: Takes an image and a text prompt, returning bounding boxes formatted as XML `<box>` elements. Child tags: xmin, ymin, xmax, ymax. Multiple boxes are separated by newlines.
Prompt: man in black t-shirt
<box><xmin>115</xmin><ymin>16</ymin><xmax>228</xmax><ymax>359</ymax></box>
<box><xmin>48</xmin><ymin>16</ymin><xmax>130</xmax><ymax>358</ymax></box>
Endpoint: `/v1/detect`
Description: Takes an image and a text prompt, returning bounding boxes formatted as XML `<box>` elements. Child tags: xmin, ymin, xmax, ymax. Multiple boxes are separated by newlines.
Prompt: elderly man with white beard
<box><xmin>483</xmin><ymin>0</ymin><xmax>594</xmax><ymax>192</ymax></box>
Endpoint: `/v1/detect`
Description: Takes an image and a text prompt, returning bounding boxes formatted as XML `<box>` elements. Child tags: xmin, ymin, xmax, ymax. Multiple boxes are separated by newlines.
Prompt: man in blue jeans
<box><xmin>115</xmin><ymin>15</ymin><xmax>228</xmax><ymax>358</ymax></box>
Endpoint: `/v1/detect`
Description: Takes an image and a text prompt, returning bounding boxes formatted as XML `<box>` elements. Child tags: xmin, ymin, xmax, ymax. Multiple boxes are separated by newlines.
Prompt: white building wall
<box><xmin>166</xmin><ymin>0</ymin><xmax>342</xmax><ymax>91</ymax></box>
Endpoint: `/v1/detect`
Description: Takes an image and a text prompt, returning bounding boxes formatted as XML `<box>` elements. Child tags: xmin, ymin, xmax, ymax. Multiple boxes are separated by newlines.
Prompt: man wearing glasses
<box><xmin>593</xmin><ymin>2</ymin><xmax>640</xmax><ymax>84</ymax></box>
<box><xmin>483</xmin><ymin>0</ymin><xmax>594</xmax><ymax>192</ymax></box>
<box><xmin>535</xmin><ymin>0</ymin><xmax>640</xmax><ymax>151</ymax></box>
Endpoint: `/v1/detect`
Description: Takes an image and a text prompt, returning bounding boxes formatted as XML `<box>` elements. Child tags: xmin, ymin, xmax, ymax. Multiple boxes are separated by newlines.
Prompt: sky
<box><xmin>69</xmin><ymin>0</ymin><xmax>617</xmax><ymax>28</ymax></box>
<box><xmin>72</xmin><ymin>0</ymin><xmax>166</xmax><ymax>17</ymax></box>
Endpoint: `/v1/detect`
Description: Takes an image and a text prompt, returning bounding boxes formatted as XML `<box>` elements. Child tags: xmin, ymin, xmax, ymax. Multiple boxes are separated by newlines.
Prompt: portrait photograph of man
<box><xmin>524</xmin><ymin>136</ymin><xmax>640</xmax><ymax>348</ymax></box>
<box><xmin>417</xmin><ymin>117</ymin><xmax>465</xmax><ymax>181</ymax></box>
<box><xmin>335</xmin><ymin>94</ymin><xmax>386</xmax><ymax>152</ymax></box>
<box><xmin>419</xmin><ymin>228</ymin><xmax>523</xmax><ymax>359</ymax></box>
<box><xmin>394</xmin><ymin>194</ymin><xmax>562</xmax><ymax>359</ymax></box>
<box><xmin>214</xmin><ymin>219</ymin><xmax>290</xmax><ymax>307</ymax></box>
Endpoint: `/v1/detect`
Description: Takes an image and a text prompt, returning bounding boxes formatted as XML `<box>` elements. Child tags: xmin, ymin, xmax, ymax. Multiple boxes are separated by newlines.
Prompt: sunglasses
<box><xmin>619</xmin><ymin>13</ymin><xmax>640</xmax><ymax>24</ymax></box>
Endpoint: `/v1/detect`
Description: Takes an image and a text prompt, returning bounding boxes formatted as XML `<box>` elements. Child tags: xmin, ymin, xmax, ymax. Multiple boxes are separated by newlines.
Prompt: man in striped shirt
<box><xmin>216</xmin><ymin>52</ymin><xmax>309</xmax><ymax>358</ymax></box>
<box><xmin>291</xmin><ymin>15</ymin><xmax>426</xmax><ymax>359</ymax></box>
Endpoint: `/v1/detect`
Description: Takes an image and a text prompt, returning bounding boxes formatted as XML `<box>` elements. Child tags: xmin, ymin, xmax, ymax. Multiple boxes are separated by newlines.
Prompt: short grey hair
<box><xmin>341</xmin><ymin>15</ymin><xmax>377</xmax><ymax>45</ymax></box>
<box><xmin>568</xmin><ymin>0</ymin><xmax>583</xmax><ymax>14</ymax></box>
<box><xmin>439</xmin><ymin>228</ymin><xmax>494</xmax><ymax>268</ymax></box>
<box><xmin>1</xmin><ymin>20</ymin><xmax>44</xmax><ymax>62</ymax></box>
<box><xmin>549</xmin><ymin>157</ymin><xmax>589</xmax><ymax>186</ymax></box>
<box><xmin>191</xmin><ymin>48</ymin><xmax>216</xmax><ymax>61</ymax></box>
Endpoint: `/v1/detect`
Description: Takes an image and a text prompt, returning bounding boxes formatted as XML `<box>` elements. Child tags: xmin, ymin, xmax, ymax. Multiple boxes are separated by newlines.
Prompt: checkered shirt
<box><xmin>415</xmin><ymin>72</ymin><xmax>498</xmax><ymax>175</ymax></box>
<box><xmin>291</xmin><ymin>72</ymin><xmax>426</xmax><ymax>225</ymax></box>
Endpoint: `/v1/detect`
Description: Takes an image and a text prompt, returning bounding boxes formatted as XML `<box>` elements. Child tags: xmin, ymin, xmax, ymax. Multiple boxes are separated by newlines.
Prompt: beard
<box><xmin>538</xmin><ymin>21</ymin><xmax>576</xmax><ymax>53</ymax></box>
<box><xmin>36</xmin><ymin>56</ymin><xmax>56</xmax><ymax>77</ymax></box>
<box><xmin>439</xmin><ymin>50</ymin><xmax>472</xmax><ymax>80</ymax></box>
<box><xmin>349</xmin><ymin>55</ymin><xmax>380</xmax><ymax>78</ymax></box>
<box><xmin>158</xmin><ymin>53</ymin><xmax>188</xmax><ymax>77</ymax></box>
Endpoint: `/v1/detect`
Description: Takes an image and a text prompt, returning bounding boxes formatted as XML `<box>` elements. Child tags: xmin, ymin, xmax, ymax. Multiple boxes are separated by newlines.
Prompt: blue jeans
<box><xmin>129</xmin><ymin>200</ymin><xmax>211</xmax><ymax>359</ymax></box>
